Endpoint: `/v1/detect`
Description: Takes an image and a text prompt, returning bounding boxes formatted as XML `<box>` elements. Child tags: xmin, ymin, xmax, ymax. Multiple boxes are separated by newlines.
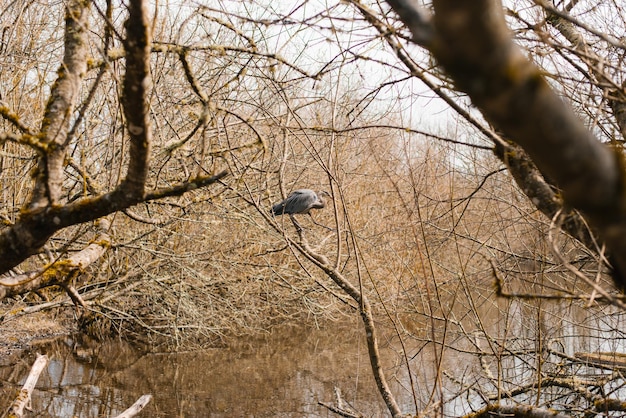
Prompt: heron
<box><xmin>271</xmin><ymin>189</ymin><xmax>331</xmax><ymax>230</ymax></box>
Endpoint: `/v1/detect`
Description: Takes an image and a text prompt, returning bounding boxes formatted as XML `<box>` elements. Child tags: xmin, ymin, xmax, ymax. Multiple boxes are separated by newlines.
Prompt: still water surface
<box><xmin>4</xmin><ymin>297</ymin><xmax>626</xmax><ymax>417</ymax></box>
<box><xmin>0</xmin><ymin>323</ymin><xmax>409</xmax><ymax>417</ymax></box>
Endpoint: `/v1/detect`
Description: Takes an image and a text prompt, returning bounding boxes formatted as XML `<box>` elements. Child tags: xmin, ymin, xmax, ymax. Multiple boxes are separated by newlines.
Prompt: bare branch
<box><xmin>0</xmin><ymin>105</ymin><xmax>34</xmax><ymax>135</ymax></box>
<box><xmin>113</xmin><ymin>394</ymin><xmax>153</xmax><ymax>418</ymax></box>
<box><xmin>465</xmin><ymin>404</ymin><xmax>571</xmax><ymax>418</ymax></box>
<box><xmin>271</xmin><ymin>228</ymin><xmax>403</xmax><ymax>418</ymax></box>
<box><xmin>0</xmin><ymin>170</ymin><xmax>226</xmax><ymax>274</ymax></box>
<box><xmin>359</xmin><ymin>0</ymin><xmax>599</xmax><ymax>262</ymax></box>
<box><xmin>539</xmin><ymin>0</ymin><xmax>626</xmax><ymax>140</ymax></box>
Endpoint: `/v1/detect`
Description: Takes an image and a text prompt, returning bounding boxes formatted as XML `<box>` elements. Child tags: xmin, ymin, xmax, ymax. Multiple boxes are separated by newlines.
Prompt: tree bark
<box><xmin>386</xmin><ymin>0</ymin><xmax>626</xmax><ymax>289</ymax></box>
<box><xmin>0</xmin><ymin>0</ymin><xmax>229</xmax><ymax>277</ymax></box>
<box><xmin>465</xmin><ymin>404</ymin><xmax>570</xmax><ymax>418</ymax></box>
<box><xmin>0</xmin><ymin>170</ymin><xmax>226</xmax><ymax>275</ymax></box>
<box><xmin>31</xmin><ymin>0</ymin><xmax>90</xmax><ymax>208</ymax></box>
<box><xmin>0</xmin><ymin>219</ymin><xmax>110</xmax><ymax>300</ymax></box>
<box><xmin>354</xmin><ymin>0</ymin><xmax>597</xmax><ymax>262</ymax></box>
<box><xmin>121</xmin><ymin>0</ymin><xmax>152</xmax><ymax>198</ymax></box>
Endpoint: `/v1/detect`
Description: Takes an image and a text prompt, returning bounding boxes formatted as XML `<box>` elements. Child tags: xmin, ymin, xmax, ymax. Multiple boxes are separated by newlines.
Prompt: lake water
<box><xmin>3</xmin><ymin>297</ymin><xmax>626</xmax><ymax>417</ymax></box>
<box><xmin>0</xmin><ymin>321</ymin><xmax>413</xmax><ymax>417</ymax></box>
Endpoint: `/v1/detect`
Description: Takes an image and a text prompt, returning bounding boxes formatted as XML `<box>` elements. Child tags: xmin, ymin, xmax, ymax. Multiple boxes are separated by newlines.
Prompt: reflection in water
<box><xmin>0</xmin><ymin>321</ymin><xmax>412</xmax><ymax>417</ymax></box>
<box><xmin>2</xmin><ymin>297</ymin><xmax>626</xmax><ymax>417</ymax></box>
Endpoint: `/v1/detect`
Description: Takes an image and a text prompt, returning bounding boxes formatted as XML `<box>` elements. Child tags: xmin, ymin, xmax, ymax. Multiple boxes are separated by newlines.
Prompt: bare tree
<box><xmin>0</xmin><ymin>0</ymin><xmax>326</xmax><ymax>346</ymax></box>
<box><xmin>0</xmin><ymin>1</ymin><xmax>228</xmax><ymax>273</ymax></box>
<box><xmin>4</xmin><ymin>1</ymin><xmax>626</xmax><ymax>417</ymax></box>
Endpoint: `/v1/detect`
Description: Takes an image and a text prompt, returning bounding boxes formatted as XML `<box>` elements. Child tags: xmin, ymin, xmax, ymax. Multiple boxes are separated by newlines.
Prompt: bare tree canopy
<box><xmin>383</xmin><ymin>0</ymin><xmax>626</xmax><ymax>290</ymax></box>
<box><xmin>0</xmin><ymin>1</ymin><xmax>229</xmax><ymax>275</ymax></box>
<box><xmin>3</xmin><ymin>0</ymin><xmax>626</xmax><ymax>417</ymax></box>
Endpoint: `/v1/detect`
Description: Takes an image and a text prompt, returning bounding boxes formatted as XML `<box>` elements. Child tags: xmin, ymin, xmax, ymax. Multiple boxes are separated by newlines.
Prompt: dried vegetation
<box><xmin>1</xmin><ymin>0</ymin><xmax>626</xmax><ymax>416</ymax></box>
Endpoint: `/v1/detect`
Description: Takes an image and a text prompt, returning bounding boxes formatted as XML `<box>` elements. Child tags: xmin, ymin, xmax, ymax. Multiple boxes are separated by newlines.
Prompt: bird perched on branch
<box><xmin>271</xmin><ymin>189</ymin><xmax>329</xmax><ymax>216</ymax></box>
<box><xmin>271</xmin><ymin>189</ymin><xmax>330</xmax><ymax>230</ymax></box>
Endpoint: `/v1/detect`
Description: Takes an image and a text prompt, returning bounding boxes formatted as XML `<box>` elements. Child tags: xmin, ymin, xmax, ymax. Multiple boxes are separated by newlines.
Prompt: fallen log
<box><xmin>113</xmin><ymin>394</ymin><xmax>153</xmax><ymax>418</ymax></box>
<box><xmin>6</xmin><ymin>353</ymin><xmax>48</xmax><ymax>418</ymax></box>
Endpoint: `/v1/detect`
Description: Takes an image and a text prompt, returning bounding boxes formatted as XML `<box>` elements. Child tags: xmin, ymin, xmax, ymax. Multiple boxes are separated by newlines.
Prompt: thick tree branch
<box><xmin>429</xmin><ymin>1</ymin><xmax>619</xmax><ymax>211</ymax></box>
<box><xmin>465</xmin><ymin>404</ymin><xmax>570</xmax><ymax>418</ymax></box>
<box><xmin>387</xmin><ymin>0</ymin><xmax>626</xmax><ymax>288</ymax></box>
<box><xmin>121</xmin><ymin>0</ymin><xmax>152</xmax><ymax>198</ymax></box>
<box><xmin>0</xmin><ymin>0</ymin><xmax>231</xmax><ymax>276</ymax></box>
<box><xmin>356</xmin><ymin>0</ymin><xmax>599</xmax><ymax>264</ymax></box>
<box><xmin>7</xmin><ymin>354</ymin><xmax>48</xmax><ymax>418</ymax></box>
<box><xmin>0</xmin><ymin>171</ymin><xmax>227</xmax><ymax>274</ymax></box>
<box><xmin>31</xmin><ymin>0</ymin><xmax>90</xmax><ymax>208</ymax></box>
<box><xmin>493</xmin><ymin>141</ymin><xmax>596</xmax><ymax>250</ymax></box>
<box><xmin>0</xmin><ymin>220</ymin><xmax>110</xmax><ymax>301</ymax></box>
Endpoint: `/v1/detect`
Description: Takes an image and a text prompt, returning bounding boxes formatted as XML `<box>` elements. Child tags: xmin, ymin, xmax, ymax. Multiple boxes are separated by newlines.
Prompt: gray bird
<box><xmin>271</xmin><ymin>189</ymin><xmax>330</xmax><ymax>229</ymax></box>
<box><xmin>271</xmin><ymin>189</ymin><xmax>329</xmax><ymax>215</ymax></box>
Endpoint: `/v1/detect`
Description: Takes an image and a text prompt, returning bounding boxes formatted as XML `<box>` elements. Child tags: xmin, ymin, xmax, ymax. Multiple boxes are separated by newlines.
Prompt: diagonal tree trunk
<box><xmin>386</xmin><ymin>0</ymin><xmax>626</xmax><ymax>289</ymax></box>
<box><xmin>31</xmin><ymin>0</ymin><xmax>90</xmax><ymax>209</ymax></box>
